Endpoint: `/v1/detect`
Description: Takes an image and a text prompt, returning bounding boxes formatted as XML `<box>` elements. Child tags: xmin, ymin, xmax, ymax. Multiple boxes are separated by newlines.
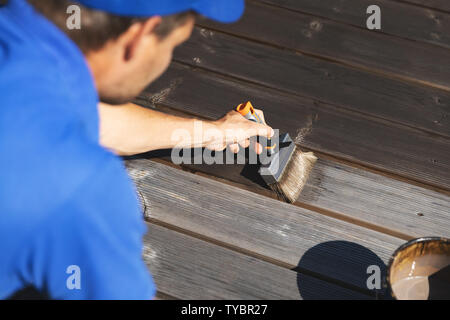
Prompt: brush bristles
<box><xmin>268</xmin><ymin>147</ymin><xmax>317</xmax><ymax>203</ymax></box>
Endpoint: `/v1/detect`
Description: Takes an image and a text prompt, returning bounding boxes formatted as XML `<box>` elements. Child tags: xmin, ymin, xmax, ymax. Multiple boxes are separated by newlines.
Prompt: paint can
<box><xmin>386</xmin><ymin>237</ymin><xmax>450</xmax><ymax>300</ymax></box>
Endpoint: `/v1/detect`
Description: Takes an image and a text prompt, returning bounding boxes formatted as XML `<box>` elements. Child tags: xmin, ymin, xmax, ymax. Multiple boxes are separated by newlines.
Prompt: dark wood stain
<box><xmin>175</xmin><ymin>26</ymin><xmax>450</xmax><ymax>138</ymax></box>
<box><xmin>257</xmin><ymin>0</ymin><xmax>450</xmax><ymax>49</ymax></box>
<box><xmin>197</xmin><ymin>1</ymin><xmax>450</xmax><ymax>90</ymax></box>
<box><xmin>394</xmin><ymin>0</ymin><xmax>450</xmax><ymax>13</ymax></box>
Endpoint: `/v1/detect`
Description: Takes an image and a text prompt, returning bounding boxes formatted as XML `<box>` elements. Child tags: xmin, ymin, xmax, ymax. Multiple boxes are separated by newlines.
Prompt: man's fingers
<box><xmin>229</xmin><ymin>143</ymin><xmax>240</xmax><ymax>153</ymax></box>
<box><xmin>217</xmin><ymin>110</ymin><xmax>274</xmax><ymax>148</ymax></box>
<box><xmin>254</xmin><ymin>142</ymin><xmax>263</xmax><ymax>154</ymax></box>
<box><xmin>236</xmin><ymin>109</ymin><xmax>273</xmax><ymax>138</ymax></box>
<box><xmin>238</xmin><ymin>139</ymin><xmax>250</xmax><ymax>149</ymax></box>
<box><xmin>250</xmin><ymin>123</ymin><xmax>274</xmax><ymax>139</ymax></box>
<box><xmin>206</xmin><ymin>142</ymin><xmax>227</xmax><ymax>151</ymax></box>
<box><xmin>229</xmin><ymin>141</ymin><xmax>263</xmax><ymax>154</ymax></box>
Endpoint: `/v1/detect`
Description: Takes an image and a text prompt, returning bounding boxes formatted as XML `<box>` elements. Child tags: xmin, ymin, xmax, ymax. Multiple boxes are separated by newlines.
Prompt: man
<box><xmin>0</xmin><ymin>0</ymin><xmax>274</xmax><ymax>299</ymax></box>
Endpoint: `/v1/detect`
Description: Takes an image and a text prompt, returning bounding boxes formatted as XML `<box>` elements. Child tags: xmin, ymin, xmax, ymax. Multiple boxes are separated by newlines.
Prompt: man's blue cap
<box><xmin>72</xmin><ymin>0</ymin><xmax>245</xmax><ymax>23</ymax></box>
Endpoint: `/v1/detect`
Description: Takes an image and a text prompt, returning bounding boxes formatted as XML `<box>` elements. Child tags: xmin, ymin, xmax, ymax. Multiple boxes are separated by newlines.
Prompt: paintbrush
<box><xmin>236</xmin><ymin>101</ymin><xmax>317</xmax><ymax>203</ymax></box>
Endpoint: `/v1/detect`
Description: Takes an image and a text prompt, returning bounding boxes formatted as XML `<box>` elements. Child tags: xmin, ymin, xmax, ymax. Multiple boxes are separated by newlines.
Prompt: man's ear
<box><xmin>122</xmin><ymin>16</ymin><xmax>162</xmax><ymax>61</ymax></box>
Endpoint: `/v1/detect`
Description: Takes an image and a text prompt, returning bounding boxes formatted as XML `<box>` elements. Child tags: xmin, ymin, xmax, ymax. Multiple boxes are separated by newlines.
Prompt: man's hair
<box><xmin>27</xmin><ymin>0</ymin><xmax>195</xmax><ymax>53</ymax></box>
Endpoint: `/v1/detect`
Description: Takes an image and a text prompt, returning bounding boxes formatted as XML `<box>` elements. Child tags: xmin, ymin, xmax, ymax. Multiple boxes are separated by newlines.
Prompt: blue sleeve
<box><xmin>17</xmin><ymin>155</ymin><xmax>156</xmax><ymax>300</ymax></box>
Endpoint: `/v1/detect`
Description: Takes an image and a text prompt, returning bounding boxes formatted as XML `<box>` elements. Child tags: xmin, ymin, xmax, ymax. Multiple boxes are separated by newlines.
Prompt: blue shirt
<box><xmin>0</xmin><ymin>0</ymin><xmax>156</xmax><ymax>299</ymax></box>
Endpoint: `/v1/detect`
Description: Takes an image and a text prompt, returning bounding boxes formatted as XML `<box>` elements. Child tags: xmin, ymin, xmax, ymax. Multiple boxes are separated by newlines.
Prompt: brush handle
<box><xmin>236</xmin><ymin>101</ymin><xmax>276</xmax><ymax>155</ymax></box>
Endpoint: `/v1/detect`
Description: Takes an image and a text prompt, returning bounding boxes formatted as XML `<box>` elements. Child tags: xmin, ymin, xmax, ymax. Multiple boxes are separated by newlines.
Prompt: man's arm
<box><xmin>99</xmin><ymin>102</ymin><xmax>274</xmax><ymax>155</ymax></box>
<box><xmin>19</xmin><ymin>154</ymin><xmax>156</xmax><ymax>300</ymax></box>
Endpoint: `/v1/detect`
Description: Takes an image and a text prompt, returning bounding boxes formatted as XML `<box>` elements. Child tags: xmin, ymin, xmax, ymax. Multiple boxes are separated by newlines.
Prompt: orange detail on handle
<box><xmin>236</xmin><ymin>101</ymin><xmax>255</xmax><ymax>117</ymax></box>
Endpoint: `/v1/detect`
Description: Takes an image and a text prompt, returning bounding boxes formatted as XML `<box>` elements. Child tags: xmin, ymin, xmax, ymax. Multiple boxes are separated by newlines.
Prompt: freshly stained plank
<box><xmin>143</xmin><ymin>223</ymin><xmax>370</xmax><ymax>299</ymax></box>
<box><xmin>393</xmin><ymin>0</ymin><xmax>450</xmax><ymax>13</ymax></box>
<box><xmin>128</xmin><ymin>159</ymin><xmax>405</xmax><ymax>291</ymax></box>
<box><xmin>298</xmin><ymin>158</ymin><xmax>450</xmax><ymax>238</ymax></box>
<box><xmin>257</xmin><ymin>0</ymin><xmax>450</xmax><ymax>49</ymax></box>
<box><xmin>194</xmin><ymin>1</ymin><xmax>450</xmax><ymax>90</ymax></box>
<box><xmin>138</xmin><ymin>63</ymin><xmax>450</xmax><ymax>191</ymax></box>
<box><xmin>174</xmin><ymin>27</ymin><xmax>450</xmax><ymax>138</ymax></box>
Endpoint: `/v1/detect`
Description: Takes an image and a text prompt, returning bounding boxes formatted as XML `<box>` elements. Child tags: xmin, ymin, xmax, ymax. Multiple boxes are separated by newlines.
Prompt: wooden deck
<box><xmin>126</xmin><ymin>0</ymin><xmax>450</xmax><ymax>299</ymax></box>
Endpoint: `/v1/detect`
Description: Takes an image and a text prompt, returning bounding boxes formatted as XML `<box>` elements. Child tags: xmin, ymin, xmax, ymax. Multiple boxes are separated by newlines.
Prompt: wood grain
<box><xmin>138</xmin><ymin>63</ymin><xmax>450</xmax><ymax>191</ymax></box>
<box><xmin>143</xmin><ymin>223</ymin><xmax>370</xmax><ymax>299</ymax></box>
<box><xmin>298</xmin><ymin>158</ymin><xmax>450</xmax><ymax>238</ymax></box>
<box><xmin>174</xmin><ymin>27</ymin><xmax>450</xmax><ymax>138</ymax></box>
<box><xmin>392</xmin><ymin>0</ymin><xmax>450</xmax><ymax>13</ymax></box>
<box><xmin>154</xmin><ymin>292</ymin><xmax>177</xmax><ymax>300</ymax></box>
<box><xmin>256</xmin><ymin>0</ymin><xmax>450</xmax><ymax>49</ymax></box>
<box><xmin>195</xmin><ymin>1</ymin><xmax>450</xmax><ymax>90</ymax></box>
<box><xmin>128</xmin><ymin>159</ymin><xmax>404</xmax><ymax>291</ymax></box>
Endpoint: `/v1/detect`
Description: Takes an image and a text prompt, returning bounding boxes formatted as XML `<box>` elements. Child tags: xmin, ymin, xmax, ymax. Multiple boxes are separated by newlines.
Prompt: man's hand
<box><xmin>208</xmin><ymin>110</ymin><xmax>274</xmax><ymax>154</ymax></box>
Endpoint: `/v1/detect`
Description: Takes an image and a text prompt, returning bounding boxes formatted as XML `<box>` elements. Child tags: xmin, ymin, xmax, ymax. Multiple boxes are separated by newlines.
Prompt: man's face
<box><xmin>93</xmin><ymin>16</ymin><xmax>195</xmax><ymax>104</ymax></box>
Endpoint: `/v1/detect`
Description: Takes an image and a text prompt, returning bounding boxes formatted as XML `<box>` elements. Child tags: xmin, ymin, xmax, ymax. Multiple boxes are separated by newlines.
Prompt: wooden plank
<box><xmin>298</xmin><ymin>158</ymin><xmax>450</xmax><ymax>238</ymax></box>
<box><xmin>392</xmin><ymin>0</ymin><xmax>450</xmax><ymax>13</ymax></box>
<box><xmin>143</xmin><ymin>223</ymin><xmax>370</xmax><ymax>299</ymax></box>
<box><xmin>174</xmin><ymin>27</ymin><xmax>450</xmax><ymax>138</ymax></box>
<box><xmin>142</xmin><ymin>154</ymin><xmax>450</xmax><ymax>239</ymax></box>
<box><xmin>193</xmin><ymin>1</ymin><xmax>450</xmax><ymax>90</ymax></box>
<box><xmin>128</xmin><ymin>159</ymin><xmax>405</xmax><ymax>292</ymax></box>
<box><xmin>154</xmin><ymin>292</ymin><xmax>177</xmax><ymax>300</ymax></box>
<box><xmin>257</xmin><ymin>0</ymin><xmax>450</xmax><ymax>49</ymax></box>
<box><xmin>138</xmin><ymin>63</ymin><xmax>450</xmax><ymax>191</ymax></box>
